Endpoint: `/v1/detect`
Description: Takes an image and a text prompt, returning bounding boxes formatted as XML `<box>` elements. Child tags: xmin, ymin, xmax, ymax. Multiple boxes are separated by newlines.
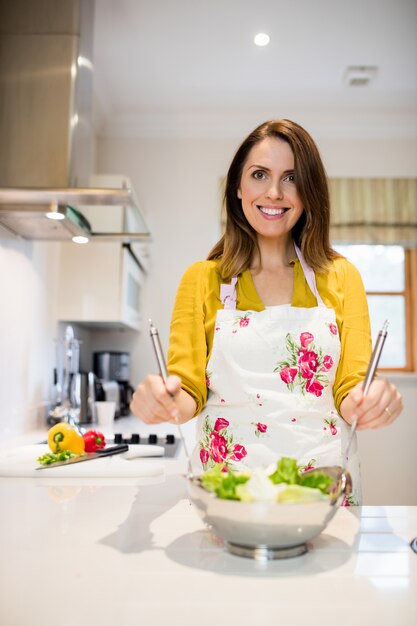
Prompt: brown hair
<box><xmin>207</xmin><ymin>119</ymin><xmax>338</xmax><ymax>279</ymax></box>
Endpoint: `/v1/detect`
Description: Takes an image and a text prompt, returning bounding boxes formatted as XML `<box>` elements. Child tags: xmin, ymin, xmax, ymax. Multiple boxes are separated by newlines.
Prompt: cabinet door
<box><xmin>57</xmin><ymin>242</ymin><xmax>142</xmax><ymax>330</ymax></box>
<box><xmin>120</xmin><ymin>247</ymin><xmax>144</xmax><ymax>329</ymax></box>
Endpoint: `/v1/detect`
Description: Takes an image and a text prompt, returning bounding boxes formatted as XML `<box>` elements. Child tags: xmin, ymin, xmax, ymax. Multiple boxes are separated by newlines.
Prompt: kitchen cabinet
<box><xmin>57</xmin><ymin>242</ymin><xmax>145</xmax><ymax>329</ymax></box>
<box><xmin>57</xmin><ymin>175</ymin><xmax>149</xmax><ymax>330</ymax></box>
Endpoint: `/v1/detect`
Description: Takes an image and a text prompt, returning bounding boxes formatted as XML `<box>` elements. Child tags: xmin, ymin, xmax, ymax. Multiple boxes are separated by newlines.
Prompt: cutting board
<box><xmin>0</xmin><ymin>444</ymin><xmax>165</xmax><ymax>478</ymax></box>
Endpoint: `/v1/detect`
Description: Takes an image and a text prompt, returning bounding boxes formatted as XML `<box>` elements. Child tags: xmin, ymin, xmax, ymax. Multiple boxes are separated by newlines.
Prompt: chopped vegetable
<box><xmin>47</xmin><ymin>423</ymin><xmax>85</xmax><ymax>455</ymax></box>
<box><xmin>82</xmin><ymin>430</ymin><xmax>106</xmax><ymax>453</ymax></box>
<box><xmin>269</xmin><ymin>456</ymin><xmax>333</xmax><ymax>493</ymax></box>
<box><xmin>199</xmin><ymin>457</ymin><xmax>334</xmax><ymax>504</ymax></box>
<box><xmin>276</xmin><ymin>484</ymin><xmax>328</xmax><ymax>503</ymax></box>
<box><xmin>37</xmin><ymin>450</ymin><xmax>79</xmax><ymax>466</ymax></box>
<box><xmin>200</xmin><ymin>464</ymin><xmax>250</xmax><ymax>500</ymax></box>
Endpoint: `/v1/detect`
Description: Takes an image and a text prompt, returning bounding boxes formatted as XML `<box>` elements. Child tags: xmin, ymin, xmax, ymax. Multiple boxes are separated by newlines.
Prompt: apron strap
<box><xmin>293</xmin><ymin>242</ymin><xmax>325</xmax><ymax>306</ymax></box>
<box><xmin>220</xmin><ymin>244</ymin><xmax>325</xmax><ymax>309</ymax></box>
<box><xmin>220</xmin><ymin>276</ymin><xmax>238</xmax><ymax>309</ymax></box>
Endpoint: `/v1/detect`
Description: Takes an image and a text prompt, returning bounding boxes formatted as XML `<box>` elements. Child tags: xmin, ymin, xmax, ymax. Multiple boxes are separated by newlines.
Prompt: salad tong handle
<box><xmin>343</xmin><ymin>320</ymin><xmax>389</xmax><ymax>465</ymax></box>
<box><xmin>149</xmin><ymin>320</ymin><xmax>193</xmax><ymax>477</ymax></box>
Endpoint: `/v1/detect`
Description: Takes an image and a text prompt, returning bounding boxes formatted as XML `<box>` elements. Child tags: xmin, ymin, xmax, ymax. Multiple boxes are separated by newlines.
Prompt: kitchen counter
<box><xmin>0</xmin><ymin>425</ymin><xmax>416</xmax><ymax>626</ymax></box>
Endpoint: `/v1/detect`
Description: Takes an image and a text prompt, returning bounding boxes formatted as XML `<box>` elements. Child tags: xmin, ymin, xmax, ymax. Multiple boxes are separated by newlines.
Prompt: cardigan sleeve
<box><xmin>332</xmin><ymin>259</ymin><xmax>372</xmax><ymax>412</ymax></box>
<box><xmin>167</xmin><ymin>261</ymin><xmax>219</xmax><ymax>416</ymax></box>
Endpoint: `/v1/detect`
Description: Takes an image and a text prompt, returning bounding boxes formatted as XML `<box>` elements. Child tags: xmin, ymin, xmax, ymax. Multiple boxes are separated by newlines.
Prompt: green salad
<box><xmin>200</xmin><ymin>457</ymin><xmax>333</xmax><ymax>504</ymax></box>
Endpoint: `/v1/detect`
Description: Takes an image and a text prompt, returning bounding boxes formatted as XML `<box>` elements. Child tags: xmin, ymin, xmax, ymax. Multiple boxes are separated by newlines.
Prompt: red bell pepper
<box><xmin>82</xmin><ymin>430</ymin><xmax>106</xmax><ymax>453</ymax></box>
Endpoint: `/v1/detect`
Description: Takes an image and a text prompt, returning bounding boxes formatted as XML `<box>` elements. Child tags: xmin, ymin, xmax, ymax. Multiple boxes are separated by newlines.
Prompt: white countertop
<box><xmin>0</xmin><ymin>422</ymin><xmax>416</xmax><ymax>626</ymax></box>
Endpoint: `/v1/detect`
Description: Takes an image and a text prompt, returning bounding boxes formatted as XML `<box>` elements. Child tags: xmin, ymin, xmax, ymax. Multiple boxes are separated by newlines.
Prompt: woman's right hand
<box><xmin>129</xmin><ymin>374</ymin><xmax>184</xmax><ymax>424</ymax></box>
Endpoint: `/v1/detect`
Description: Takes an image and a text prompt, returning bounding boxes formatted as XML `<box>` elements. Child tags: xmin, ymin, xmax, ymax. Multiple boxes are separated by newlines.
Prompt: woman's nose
<box><xmin>266</xmin><ymin>179</ymin><xmax>283</xmax><ymax>200</ymax></box>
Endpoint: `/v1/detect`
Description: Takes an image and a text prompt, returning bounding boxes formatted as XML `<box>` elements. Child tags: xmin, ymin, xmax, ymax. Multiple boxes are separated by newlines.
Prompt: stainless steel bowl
<box><xmin>186</xmin><ymin>466</ymin><xmax>351</xmax><ymax>560</ymax></box>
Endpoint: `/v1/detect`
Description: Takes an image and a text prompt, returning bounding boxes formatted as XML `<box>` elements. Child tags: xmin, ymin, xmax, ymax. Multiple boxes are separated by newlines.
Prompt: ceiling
<box><xmin>92</xmin><ymin>0</ymin><xmax>417</xmax><ymax>139</ymax></box>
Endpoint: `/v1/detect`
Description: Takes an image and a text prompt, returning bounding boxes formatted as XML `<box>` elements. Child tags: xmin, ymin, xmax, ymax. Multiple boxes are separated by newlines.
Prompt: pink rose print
<box><xmin>329</xmin><ymin>323</ymin><xmax>338</xmax><ymax>335</ymax></box>
<box><xmin>214</xmin><ymin>417</ymin><xmax>229</xmax><ymax>432</ymax></box>
<box><xmin>209</xmin><ymin>432</ymin><xmax>228</xmax><ymax>463</ymax></box>
<box><xmin>231</xmin><ymin>443</ymin><xmax>247</xmax><ymax>461</ymax></box>
<box><xmin>215</xmin><ymin>327</ymin><xmax>220</xmax><ymax>331</ymax></box>
<box><xmin>342</xmin><ymin>494</ymin><xmax>356</xmax><ymax>507</ymax></box>
<box><xmin>324</xmin><ymin>417</ymin><xmax>338</xmax><ymax>435</ymax></box>
<box><xmin>300</xmin><ymin>332</ymin><xmax>314</xmax><ymax>348</ymax></box>
<box><xmin>199</xmin><ymin>416</ymin><xmax>247</xmax><ymax>469</ymax></box>
<box><xmin>220</xmin><ymin>398</ymin><xmax>225</xmax><ymax>404</ymax></box>
<box><xmin>291</xmin><ymin>417</ymin><xmax>297</xmax><ymax>423</ymax></box>
<box><xmin>279</xmin><ymin>367</ymin><xmax>298</xmax><ymax>384</ymax></box>
<box><xmin>274</xmin><ymin>331</ymin><xmax>333</xmax><ymax>396</ymax></box>
<box><xmin>321</xmin><ymin>355</ymin><xmax>334</xmax><ymax>372</ymax></box>
<box><xmin>297</xmin><ymin>350</ymin><xmax>319</xmax><ymax>379</ymax></box>
<box><xmin>205</xmin><ymin>369</ymin><xmax>212</xmax><ymax>387</ymax></box>
<box><xmin>301</xmin><ymin>459</ymin><xmax>316</xmax><ymax>472</ymax></box>
<box><xmin>233</xmin><ymin>312</ymin><xmax>252</xmax><ymax>330</ymax></box>
<box><xmin>252</xmin><ymin>421</ymin><xmax>268</xmax><ymax>438</ymax></box>
<box><xmin>305</xmin><ymin>378</ymin><xmax>324</xmax><ymax>397</ymax></box>
<box><xmin>200</xmin><ymin>448</ymin><xmax>210</xmax><ymax>464</ymax></box>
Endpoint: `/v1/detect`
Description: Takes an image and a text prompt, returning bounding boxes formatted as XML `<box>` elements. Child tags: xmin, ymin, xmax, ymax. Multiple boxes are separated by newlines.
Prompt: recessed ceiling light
<box><xmin>254</xmin><ymin>33</ymin><xmax>270</xmax><ymax>47</ymax></box>
<box><xmin>344</xmin><ymin>65</ymin><xmax>378</xmax><ymax>87</ymax></box>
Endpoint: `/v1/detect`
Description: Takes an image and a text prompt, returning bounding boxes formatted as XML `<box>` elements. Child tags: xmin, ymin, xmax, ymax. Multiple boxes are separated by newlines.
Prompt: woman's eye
<box><xmin>252</xmin><ymin>170</ymin><xmax>266</xmax><ymax>180</ymax></box>
<box><xmin>283</xmin><ymin>173</ymin><xmax>296</xmax><ymax>183</ymax></box>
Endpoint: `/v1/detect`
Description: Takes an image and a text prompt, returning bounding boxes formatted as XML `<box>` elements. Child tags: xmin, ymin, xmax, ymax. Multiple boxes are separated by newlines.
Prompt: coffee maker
<box><xmin>93</xmin><ymin>351</ymin><xmax>134</xmax><ymax>418</ymax></box>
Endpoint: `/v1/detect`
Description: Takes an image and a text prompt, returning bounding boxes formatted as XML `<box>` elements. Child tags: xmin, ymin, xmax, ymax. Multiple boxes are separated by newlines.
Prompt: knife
<box><xmin>35</xmin><ymin>444</ymin><xmax>129</xmax><ymax>470</ymax></box>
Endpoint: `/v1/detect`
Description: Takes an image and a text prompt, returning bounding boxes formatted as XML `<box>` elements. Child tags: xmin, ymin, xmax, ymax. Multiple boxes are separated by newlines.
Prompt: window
<box><xmin>333</xmin><ymin>244</ymin><xmax>413</xmax><ymax>370</ymax></box>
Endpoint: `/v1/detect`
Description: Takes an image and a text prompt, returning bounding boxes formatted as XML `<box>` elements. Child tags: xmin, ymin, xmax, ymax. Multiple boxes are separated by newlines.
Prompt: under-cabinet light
<box><xmin>72</xmin><ymin>235</ymin><xmax>89</xmax><ymax>244</ymax></box>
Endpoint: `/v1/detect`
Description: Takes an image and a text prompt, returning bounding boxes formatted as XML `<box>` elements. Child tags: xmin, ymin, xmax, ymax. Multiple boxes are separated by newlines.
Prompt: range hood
<box><xmin>0</xmin><ymin>186</ymin><xmax>150</xmax><ymax>242</ymax></box>
<box><xmin>0</xmin><ymin>0</ymin><xmax>150</xmax><ymax>243</ymax></box>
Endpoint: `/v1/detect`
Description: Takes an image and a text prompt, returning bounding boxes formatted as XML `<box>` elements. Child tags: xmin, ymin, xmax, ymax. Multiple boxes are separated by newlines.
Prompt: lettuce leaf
<box><xmin>199</xmin><ymin>457</ymin><xmax>333</xmax><ymax>502</ymax></box>
<box><xmin>268</xmin><ymin>457</ymin><xmax>299</xmax><ymax>485</ymax></box>
<box><xmin>200</xmin><ymin>465</ymin><xmax>250</xmax><ymax>500</ymax></box>
<box><xmin>277</xmin><ymin>484</ymin><xmax>328</xmax><ymax>503</ymax></box>
<box><xmin>269</xmin><ymin>456</ymin><xmax>332</xmax><ymax>495</ymax></box>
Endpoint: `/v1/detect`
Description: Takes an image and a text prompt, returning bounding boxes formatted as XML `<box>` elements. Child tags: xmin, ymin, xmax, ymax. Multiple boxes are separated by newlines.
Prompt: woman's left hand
<box><xmin>340</xmin><ymin>377</ymin><xmax>403</xmax><ymax>430</ymax></box>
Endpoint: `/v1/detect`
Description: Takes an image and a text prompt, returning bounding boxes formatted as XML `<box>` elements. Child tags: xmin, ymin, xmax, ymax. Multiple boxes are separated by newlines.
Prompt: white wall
<box><xmin>0</xmin><ymin>236</ymin><xmax>60</xmax><ymax>442</ymax></box>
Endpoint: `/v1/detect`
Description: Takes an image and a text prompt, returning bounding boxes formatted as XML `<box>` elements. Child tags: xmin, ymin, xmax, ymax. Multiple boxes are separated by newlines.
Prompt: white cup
<box><xmin>94</xmin><ymin>401</ymin><xmax>116</xmax><ymax>432</ymax></box>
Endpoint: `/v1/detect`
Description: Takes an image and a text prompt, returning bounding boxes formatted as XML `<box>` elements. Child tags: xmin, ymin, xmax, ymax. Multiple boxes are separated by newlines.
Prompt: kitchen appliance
<box><xmin>49</xmin><ymin>326</ymin><xmax>96</xmax><ymax>425</ymax></box>
<box><xmin>93</xmin><ymin>351</ymin><xmax>130</xmax><ymax>382</ymax></box>
<box><xmin>93</xmin><ymin>351</ymin><xmax>134</xmax><ymax>418</ymax></box>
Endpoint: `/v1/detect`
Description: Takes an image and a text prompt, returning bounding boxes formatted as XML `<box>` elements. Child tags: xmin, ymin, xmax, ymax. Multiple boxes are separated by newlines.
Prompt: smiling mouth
<box><xmin>257</xmin><ymin>206</ymin><xmax>289</xmax><ymax>216</ymax></box>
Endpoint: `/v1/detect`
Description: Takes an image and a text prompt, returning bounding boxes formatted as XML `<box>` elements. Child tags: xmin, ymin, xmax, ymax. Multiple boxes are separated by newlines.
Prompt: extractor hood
<box><xmin>0</xmin><ymin>0</ymin><xmax>150</xmax><ymax>243</ymax></box>
<box><xmin>0</xmin><ymin>186</ymin><xmax>150</xmax><ymax>243</ymax></box>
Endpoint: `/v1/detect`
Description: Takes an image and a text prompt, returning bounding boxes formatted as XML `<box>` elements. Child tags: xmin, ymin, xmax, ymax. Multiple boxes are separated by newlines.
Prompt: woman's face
<box><xmin>237</xmin><ymin>137</ymin><xmax>304</xmax><ymax>242</ymax></box>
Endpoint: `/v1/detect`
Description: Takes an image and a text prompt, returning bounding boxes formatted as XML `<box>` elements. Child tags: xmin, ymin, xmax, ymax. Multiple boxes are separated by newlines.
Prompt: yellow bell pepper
<box><xmin>47</xmin><ymin>423</ymin><xmax>85</xmax><ymax>455</ymax></box>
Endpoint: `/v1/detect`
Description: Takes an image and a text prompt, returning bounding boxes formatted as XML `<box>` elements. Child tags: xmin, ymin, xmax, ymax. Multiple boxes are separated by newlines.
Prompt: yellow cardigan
<box><xmin>167</xmin><ymin>257</ymin><xmax>372</xmax><ymax>416</ymax></box>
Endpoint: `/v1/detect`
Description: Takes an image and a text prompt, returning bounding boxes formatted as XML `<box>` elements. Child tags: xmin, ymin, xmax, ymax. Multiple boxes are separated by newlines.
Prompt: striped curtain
<box><xmin>329</xmin><ymin>178</ymin><xmax>417</xmax><ymax>246</ymax></box>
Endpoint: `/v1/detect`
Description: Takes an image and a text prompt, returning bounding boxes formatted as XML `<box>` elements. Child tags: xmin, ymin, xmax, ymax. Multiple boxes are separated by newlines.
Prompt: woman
<box><xmin>130</xmin><ymin>119</ymin><xmax>403</xmax><ymax>503</ymax></box>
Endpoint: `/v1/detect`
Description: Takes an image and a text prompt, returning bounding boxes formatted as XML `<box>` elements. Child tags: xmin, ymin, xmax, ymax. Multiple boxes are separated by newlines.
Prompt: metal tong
<box><xmin>149</xmin><ymin>320</ymin><xmax>193</xmax><ymax>476</ymax></box>
<box><xmin>343</xmin><ymin>319</ymin><xmax>389</xmax><ymax>466</ymax></box>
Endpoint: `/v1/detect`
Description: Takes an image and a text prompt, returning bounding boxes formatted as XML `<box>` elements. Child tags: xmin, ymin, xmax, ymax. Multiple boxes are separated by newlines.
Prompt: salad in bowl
<box><xmin>186</xmin><ymin>457</ymin><xmax>351</xmax><ymax>559</ymax></box>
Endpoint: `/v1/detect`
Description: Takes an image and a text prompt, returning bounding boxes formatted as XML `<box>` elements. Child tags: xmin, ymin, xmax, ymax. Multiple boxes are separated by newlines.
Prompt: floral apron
<box><xmin>193</xmin><ymin>244</ymin><xmax>361</xmax><ymax>505</ymax></box>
